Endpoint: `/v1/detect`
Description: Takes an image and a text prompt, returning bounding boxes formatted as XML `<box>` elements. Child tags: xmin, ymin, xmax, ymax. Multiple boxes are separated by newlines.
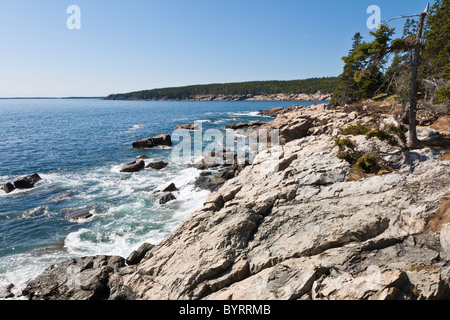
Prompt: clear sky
<box><xmin>0</xmin><ymin>0</ymin><xmax>432</xmax><ymax>97</ymax></box>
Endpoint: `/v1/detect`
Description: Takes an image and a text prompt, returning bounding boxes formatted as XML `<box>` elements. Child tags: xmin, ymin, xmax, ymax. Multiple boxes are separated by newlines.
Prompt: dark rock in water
<box><xmin>225</xmin><ymin>122</ymin><xmax>250</xmax><ymax>130</ymax></box>
<box><xmin>0</xmin><ymin>283</ymin><xmax>15</xmax><ymax>299</ymax></box>
<box><xmin>126</xmin><ymin>243</ymin><xmax>155</xmax><ymax>265</ymax></box>
<box><xmin>157</xmin><ymin>193</ymin><xmax>176</xmax><ymax>205</ymax></box>
<box><xmin>49</xmin><ymin>192</ymin><xmax>74</xmax><ymax>203</ymax></box>
<box><xmin>146</xmin><ymin>161</ymin><xmax>169</xmax><ymax>170</ymax></box>
<box><xmin>162</xmin><ymin>183</ymin><xmax>177</xmax><ymax>192</ymax></box>
<box><xmin>175</xmin><ymin>124</ymin><xmax>199</xmax><ymax>131</ymax></box>
<box><xmin>2</xmin><ymin>182</ymin><xmax>15</xmax><ymax>194</ymax></box>
<box><xmin>200</xmin><ymin>171</ymin><xmax>212</xmax><ymax>177</ymax></box>
<box><xmin>22</xmin><ymin>255</ymin><xmax>129</xmax><ymax>300</ymax></box>
<box><xmin>120</xmin><ymin>160</ymin><xmax>145</xmax><ymax>173</ymax></box>
<box><xmin>132</xmin><ymin>138</ymin><xmax>155</xmax><ymax>149</ymax></box>
<box><xmin>12</xmin><ymin>173</ymin><xmax>42</xmax><ymax>189</ymax></box>
<box><xmin>136</xmin><ymin>155</ymin><xmax>149</xmax><ymax>159</ymax></box>
<box><xmin>152</xmin><ymin>134</ymin><xmax>172</xmax><ymax>146</ymax></box>
<box><xmin>65</xmin><ymin>207</ymin><xmax>94</xmax><ymax>221</ymax></box>
<box><xmin>132</xmin><ymin>134</ymin><xmax>172</xmax><ymax>148</ymax></box>
<box><xmin>19</xmin><ymin>206</ymin><xmax>49</xmax><ymax>220</ymax></box>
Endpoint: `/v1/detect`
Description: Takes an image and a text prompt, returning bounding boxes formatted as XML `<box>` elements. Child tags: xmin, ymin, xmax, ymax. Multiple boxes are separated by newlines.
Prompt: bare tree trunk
<box><xmin>408</xmin><ymin>4</ymin><xmax>429</xmax><ymax>149</ymax></box>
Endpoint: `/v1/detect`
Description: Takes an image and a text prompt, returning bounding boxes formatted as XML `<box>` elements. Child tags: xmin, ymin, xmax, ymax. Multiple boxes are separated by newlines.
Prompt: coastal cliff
<box><xmin>19</xmin><ymin>105</ymin><xmax>450</xmax><ymax>300</ymax></box>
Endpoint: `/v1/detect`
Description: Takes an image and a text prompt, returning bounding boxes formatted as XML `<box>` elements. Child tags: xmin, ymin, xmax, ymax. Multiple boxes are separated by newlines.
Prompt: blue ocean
<box><xmin>0</xmin><ymin>99</ymin><xmax>322</xmax><ymax>292</ymax></box>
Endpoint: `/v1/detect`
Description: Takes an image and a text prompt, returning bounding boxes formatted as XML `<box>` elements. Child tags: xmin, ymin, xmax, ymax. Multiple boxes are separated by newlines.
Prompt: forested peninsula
<box><xmin>105</xmin><ymin>77</ymin><xmax>338</xmax><ymax>101</ymax></box>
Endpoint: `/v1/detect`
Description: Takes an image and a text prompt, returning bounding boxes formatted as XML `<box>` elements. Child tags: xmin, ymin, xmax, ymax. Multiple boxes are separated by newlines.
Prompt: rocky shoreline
<box><xmin>8</xmin><ymin>104</ymin><xmax>450</xmax><ymax>300</ymax></box>
<box><xmin>107</xmin><ymin>93</ymin><xmax>332</xmax><ymax>102</ymax></box>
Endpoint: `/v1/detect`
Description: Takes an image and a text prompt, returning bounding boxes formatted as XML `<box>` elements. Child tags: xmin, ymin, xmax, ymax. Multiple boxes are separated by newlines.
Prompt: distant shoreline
<box><xmin>0</xmin><ymin>97</ymin><xmax>105</xmax><ymax>100</ymax></box>
<box><xmin>104</xmin><ymin>93</ymin><xmax>332</xmax><ymax>102</ymax></box>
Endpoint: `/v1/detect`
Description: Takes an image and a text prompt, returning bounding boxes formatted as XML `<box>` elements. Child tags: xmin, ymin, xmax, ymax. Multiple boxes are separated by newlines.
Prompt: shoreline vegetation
<box><xmin>104</xmin><ymin>77</ymin><xmax>338</xmax><ymax>101</ymax></box>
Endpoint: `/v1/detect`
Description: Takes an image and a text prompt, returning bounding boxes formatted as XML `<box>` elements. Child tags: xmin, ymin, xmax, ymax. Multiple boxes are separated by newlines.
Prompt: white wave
<box><xmin>227</xmin><ymin>111</ymin><xmax>272</xmax><ymax>118</ymax></box>
<box><xmin>1</xmin><ymin>153</ymin><xmax>212</xmax><ymax>295</ymax></box>
<box><xmin>119</xmin><ymin>124</ymin><xmax>144</xmax><ymax>134</ymax></box>
<box><xmin>0</xmin><ymin>250</ymin><xmax>71</xmax><ymax>295</ymax></box>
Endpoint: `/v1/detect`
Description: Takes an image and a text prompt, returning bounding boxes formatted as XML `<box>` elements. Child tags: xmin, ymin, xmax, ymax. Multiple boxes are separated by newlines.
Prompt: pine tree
<box><xmin>421</xmin><ymin>0</ymin><xmax>450</xmax><ymax>103</ymax></box>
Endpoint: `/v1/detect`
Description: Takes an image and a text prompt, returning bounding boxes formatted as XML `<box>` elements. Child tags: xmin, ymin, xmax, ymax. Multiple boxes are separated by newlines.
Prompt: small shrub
<box><xmin>354</xmin><ymin>154</ymin><xmax>379</xmax><ymax>173</ymax></box>
<box><xmin>366</xmin><ymin>129</ymin><xmax>399</xmax><ymax>147</ymax></box>
<box><xmin>342</xmin><ymin>123</ymin><xmax>371</xmax><ymax>136</ymax></box>
<box><xmin>334</xmin><ymin>136</ymin><xmax>361</xmax><ymax>164</ymax></box>
<box><xmin>337</xmin><ymin>150</ymin><xmax>363</xmax><ymax>164</ymax></box>
<box><xmin>370</xmin><ymin>113</ymin><xmax>381</xmax><ymax>124</ymax></box>
<box><xmin>334</xmin><ymin>136</ymin><xmax>356</xmax><ymax>151</ymax></box>
<box><xmin>386</xmin><ymin>124</ymin><xmax>407</xmax><ymax>145</ymax></box>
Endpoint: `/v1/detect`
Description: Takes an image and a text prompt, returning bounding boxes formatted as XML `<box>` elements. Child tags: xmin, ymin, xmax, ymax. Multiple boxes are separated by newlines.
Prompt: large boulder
<box><xmin>132</xmin><ymin>138</ymin><xmax>154</xmax><ymax>149</ymax></box>
<box><xmin>12</xmin><ymin>173</ymin><xmax>42</xmax><ymax>189</ymax></box>
<box><xmin>416</xmin><ymin>126</ymin><xmax>440</xmax><ymax>140</ymax></box>
<box><xmin>120</xmin><ymin>160</ymin><xmax>145</xmax><ymax>173</ymax></box>
<box><xmin>162</xmin><ymin>183</ymin><xmax>177</xmax><ymax>192</ymax></box>
<box><xmin>126</xmin><ymin>243</ymin><xmax>155</xmax><ymax>266</ymax></box>
<box><xmin>156</xmin><ymin>193</ymin><xmax>176</xmax><ymax>205</ymax></box>
<box><xmin>22</xmin><ymin>255</ymin><xmax>128</xmax><ymax>300</ymax></box>
<box><xmin>152</xmin><ymin>134</ymin><xmax>172</xmax><ymax>146</ymax></box>
<box><xmin>2</xmin><ymin>182</ymin><xmax>15</xmax><ymax>194</ymax></box>
<box><xmin>132</xmin><ymin>134</ymin><xmax>172</xmax><ymax>149</ymax></box>
<box><xmin>146</xmin><ymin>161</ymin><xmax>169</xmax><ymax>170</ymax></box>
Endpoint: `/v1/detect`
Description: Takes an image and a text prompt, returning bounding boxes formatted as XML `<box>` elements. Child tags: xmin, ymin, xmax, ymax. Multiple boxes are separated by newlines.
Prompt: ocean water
<box><xmin>0</xmin><ymin>98</ymin><xmax>323</xmax><ymax>293</ymax></box>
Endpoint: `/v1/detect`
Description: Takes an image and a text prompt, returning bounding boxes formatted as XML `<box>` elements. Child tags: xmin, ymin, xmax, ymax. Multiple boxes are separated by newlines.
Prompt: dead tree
<box><xmin>383</xmin><ymin>4</ymin><xmax>430</xmax><ymax>149</ymax></box>
<box><xmin>408</xmin><ymin>4</ymin><xmax>429</xmax><ymax>149</ymax></box>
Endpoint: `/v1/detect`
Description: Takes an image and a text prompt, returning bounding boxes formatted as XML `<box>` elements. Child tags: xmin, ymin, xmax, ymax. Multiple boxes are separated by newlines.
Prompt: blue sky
<box><xmin>0</xmin><ymin>0</ymin><xmax>432</xmax><ymax>97</ymax></box>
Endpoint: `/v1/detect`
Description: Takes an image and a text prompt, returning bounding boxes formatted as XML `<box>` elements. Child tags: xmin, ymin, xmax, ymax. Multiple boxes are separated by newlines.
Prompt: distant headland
<box><xmin>104</xmin><ymin>77</ymin><xmax>338</xmax><ymax>101</ymax></box>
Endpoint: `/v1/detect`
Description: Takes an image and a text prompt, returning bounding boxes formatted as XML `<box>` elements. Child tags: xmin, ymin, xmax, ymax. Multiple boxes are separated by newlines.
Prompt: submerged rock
<box><xmin>19</xmin><ymin>206</ymin><xmax>49</xmax><ymax>220</ymax></box>
<box><xmin>156</xmin><ymin>192</ymin><xmax>176</xmax><ymax>205</ymax></box>
<box><xmin>65</xmin><ymin>207</ymin><xmax>94</xmax><ymax>221</ymax></box>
